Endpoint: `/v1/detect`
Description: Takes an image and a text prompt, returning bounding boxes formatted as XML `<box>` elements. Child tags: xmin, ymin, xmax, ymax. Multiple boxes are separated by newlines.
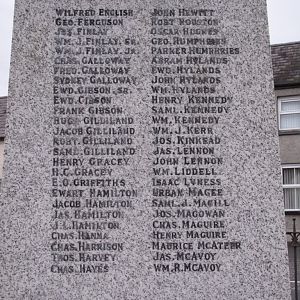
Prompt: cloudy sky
<box><xmin>0</xmin><ymin>0</ymin><xmax>300</xmax><ymax>96</ymax></box>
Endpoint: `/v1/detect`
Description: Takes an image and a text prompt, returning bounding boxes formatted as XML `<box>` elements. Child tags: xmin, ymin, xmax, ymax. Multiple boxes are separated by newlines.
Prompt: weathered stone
<box><xmin>1</xmin><ymin>0</ymin><xmax>290</xmax><ymax>299</ymax></box>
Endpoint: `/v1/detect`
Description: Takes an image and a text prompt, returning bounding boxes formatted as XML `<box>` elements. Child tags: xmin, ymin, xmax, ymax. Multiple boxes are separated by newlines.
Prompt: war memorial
<box><xmin>0</xmin><ymin>0</ymin><xmax>291</xmax><ymax>299</ymax></box>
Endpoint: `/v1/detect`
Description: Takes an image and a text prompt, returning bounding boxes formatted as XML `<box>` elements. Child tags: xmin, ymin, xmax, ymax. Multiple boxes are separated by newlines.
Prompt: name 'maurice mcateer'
<box><xmin>149</xmin><ymin>4</ymin><xmax>243</xmax><ymax>274</ymax></box>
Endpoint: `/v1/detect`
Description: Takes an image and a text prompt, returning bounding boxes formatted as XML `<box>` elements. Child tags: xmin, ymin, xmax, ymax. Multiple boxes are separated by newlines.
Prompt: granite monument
<box><xmin>0</xmin><ymin>0</ymin><xmax>291</xmax><ymax>299</ymax></box>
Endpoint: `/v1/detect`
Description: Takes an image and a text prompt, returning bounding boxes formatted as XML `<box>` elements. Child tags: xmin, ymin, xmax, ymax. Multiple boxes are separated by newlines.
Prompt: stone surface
<box><xmin>0</xmin><ymin>0</ymin><xmax>291</xmax><ymax>299</ymax></box>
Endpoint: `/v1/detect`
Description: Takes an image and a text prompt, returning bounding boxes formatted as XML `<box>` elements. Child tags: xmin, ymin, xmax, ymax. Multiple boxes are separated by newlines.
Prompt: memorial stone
<box><xmin>0</xmin><ymin>0</ymin><xmax>291</xmax><ymax>299</ymax></box>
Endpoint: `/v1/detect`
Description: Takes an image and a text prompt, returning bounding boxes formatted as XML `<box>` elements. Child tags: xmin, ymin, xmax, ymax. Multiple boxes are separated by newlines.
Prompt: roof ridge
<box><xmin>271</xmin><ymin>41</ymin><xmax>300</xmax><ymax>47</ymax></box>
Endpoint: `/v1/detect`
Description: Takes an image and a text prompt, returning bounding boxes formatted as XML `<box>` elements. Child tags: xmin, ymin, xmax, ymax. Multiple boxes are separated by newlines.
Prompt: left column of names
<box><xmin>50</xmin><ymin>8</ymin><xmax>138</xmax><ymax>275</ymax></box>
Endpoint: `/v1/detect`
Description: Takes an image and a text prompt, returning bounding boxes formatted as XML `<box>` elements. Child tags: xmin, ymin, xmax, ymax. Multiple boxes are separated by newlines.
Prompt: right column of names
<box><xmin>150</xmin><ymin>8</ymin><xmax>242</xmax><ymax>274</ymax></box>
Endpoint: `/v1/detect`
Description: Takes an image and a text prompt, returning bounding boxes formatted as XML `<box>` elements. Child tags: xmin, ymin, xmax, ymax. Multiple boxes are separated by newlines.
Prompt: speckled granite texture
<box><xmin>0</xmin><ymin>0</ymin><xmax>291</xmax><ymax>299</ymax></box>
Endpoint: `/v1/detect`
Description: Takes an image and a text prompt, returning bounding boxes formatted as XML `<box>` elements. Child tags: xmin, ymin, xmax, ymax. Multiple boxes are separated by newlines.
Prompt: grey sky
<box><xmin>1</xmin><ymin>0</ymin><xmax>300</xmax><ymax>96</ymax></box>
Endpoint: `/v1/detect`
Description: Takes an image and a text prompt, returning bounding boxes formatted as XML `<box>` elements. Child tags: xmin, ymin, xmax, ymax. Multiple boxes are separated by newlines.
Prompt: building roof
<box><xmin>271</xmin><ymin>41</ymin><xmax>300</xmax><ymax>88</ymax></box>
<box><xmin>0</xmin><ymin>97</ymin><xmax>7</xmax><ymax>139</ymax></box>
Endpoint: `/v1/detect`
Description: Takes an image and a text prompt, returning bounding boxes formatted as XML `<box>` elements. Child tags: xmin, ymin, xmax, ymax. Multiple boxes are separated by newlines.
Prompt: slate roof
<box><xmin>271</xmin><ymin>41</ymin><xmax>300</xmax><ymax>88</ymax></box>
<box><xmin>0</xmin><ymin>97</ymin><xmax>7</xmax><ymax>139</ymax></box>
